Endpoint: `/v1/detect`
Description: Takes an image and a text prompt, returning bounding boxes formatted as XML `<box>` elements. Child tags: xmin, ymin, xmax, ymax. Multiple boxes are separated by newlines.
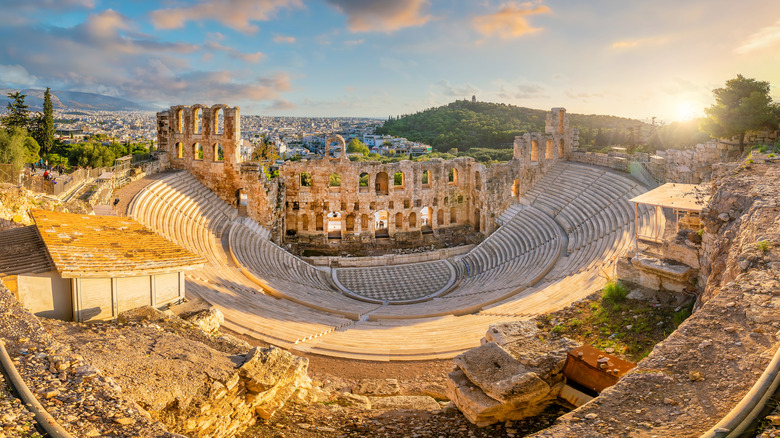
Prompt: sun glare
<box><xmin>676</xmin><ymin>101</ymin><xmax>697</xmax><ymax>121</ymax></box>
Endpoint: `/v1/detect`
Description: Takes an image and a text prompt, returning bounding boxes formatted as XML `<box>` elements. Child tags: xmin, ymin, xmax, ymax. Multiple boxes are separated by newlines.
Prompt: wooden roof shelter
<box><xmin>32</xmin><ymin>209</ymin><xmax>205</xmax><ymax>278</ymax></box>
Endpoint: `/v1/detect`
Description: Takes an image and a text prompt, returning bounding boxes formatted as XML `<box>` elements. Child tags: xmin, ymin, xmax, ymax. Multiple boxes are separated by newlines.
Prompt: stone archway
<box><xmin>326</xmin><ymin>135</ymin><xmax>346</xmax><ymax>159</ymax></box>
<box><xmin>327</xmin><ymin>212</ymin><xmax>342</xmax><ymax>239</ymax></box>
<box><xmin>374</xmin><ymin>210</ymin><xmax>389</xmax><ymax>238</ymax></box>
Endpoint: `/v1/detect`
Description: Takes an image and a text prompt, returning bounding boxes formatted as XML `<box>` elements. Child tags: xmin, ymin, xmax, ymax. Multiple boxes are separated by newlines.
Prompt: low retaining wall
<box><xmin>304</xmin><ymin>244</ymin><xmax>474</xmax><ymax>267</ymax></box>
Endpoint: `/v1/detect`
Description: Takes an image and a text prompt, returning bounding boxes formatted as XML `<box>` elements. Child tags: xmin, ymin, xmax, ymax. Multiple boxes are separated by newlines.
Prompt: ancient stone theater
<box><xmin>141</xmin><ymin>103</ymin><xmax>656</xmax><ymax>360</ymax></box>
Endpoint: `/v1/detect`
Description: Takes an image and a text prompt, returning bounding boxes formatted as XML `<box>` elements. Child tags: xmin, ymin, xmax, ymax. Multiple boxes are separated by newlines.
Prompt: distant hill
<box><xmin>376</xmin><ymin>100</ymin><xmax>650</xmax><ymax>151</ymax></box>
<box><xmin>0</xmin><ymin>89</ymin><xmax>159</xmax><ymax>112</ymax></box>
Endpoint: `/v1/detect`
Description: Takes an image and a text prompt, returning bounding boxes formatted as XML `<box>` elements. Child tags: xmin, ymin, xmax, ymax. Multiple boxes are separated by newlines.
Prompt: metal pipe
<box><xmin>700</xmin><ymin>341</ymin><xmax>780</xmax><ymax>438</ymax></box>
<box><xmin>0</xmin><ymin>339</ymin><xmax>74</xmax><ymax>438</ymax></box>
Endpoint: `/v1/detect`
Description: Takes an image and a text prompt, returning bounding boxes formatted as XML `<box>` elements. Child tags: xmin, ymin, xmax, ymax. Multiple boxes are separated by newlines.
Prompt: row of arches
<box><xmin>297</xmin><ymin>169</ymin><xmax>479</xmax><ymax>194</ymax></box>
<box><xmin>176</xmin><ymin>142</ymin><xmax>224</xmax><ymax>162</ymax></box>
<box><xmin>529</xmin><ymin>138</ymin><xmax>565</xmax><ymax>162</ymax></box>
<box><xmin>175</xmin><ymin>107</ymin><xmax>225</xmax><ymax>135</ymax></box>
<box><xmin>286</xmin><ymin>206</ymin><xmax>482</xmax><ymax>237</ymax></box>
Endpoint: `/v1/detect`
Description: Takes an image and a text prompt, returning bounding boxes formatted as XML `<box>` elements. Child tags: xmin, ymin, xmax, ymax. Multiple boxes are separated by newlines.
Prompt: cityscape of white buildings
<box><xmin>52</xmin><ymin>110</ymin><xmax>433</xmax><ymax>160</ymax></box>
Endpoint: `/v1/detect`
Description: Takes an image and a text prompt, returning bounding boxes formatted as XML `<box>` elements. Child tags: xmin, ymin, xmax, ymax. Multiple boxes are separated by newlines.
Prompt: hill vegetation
<box><xmin>374</xmin><ymin>99</ymin><xmax>766</xmax><ymax>158</ymax></box>
<box><xmin>376</xmin><ymin>100</ymin><xmax>652</xmax><ymax>153</ymax></box>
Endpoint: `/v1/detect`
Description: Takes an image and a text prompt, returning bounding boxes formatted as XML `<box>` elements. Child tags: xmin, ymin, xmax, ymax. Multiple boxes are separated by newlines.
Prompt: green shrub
<box><xmin>602</xmin><ymin>280</ymin><xmax>628</xmax><ymax>304</ymax></box>
<box><xmin>757</xmin><ymin>240</ymin><xmax>771</xmax><ymax>253</ymax></box>
<box><xmin>673</xmin><ymin>301</ymin><xmax>694</xmax><ymax>328</ymax></box>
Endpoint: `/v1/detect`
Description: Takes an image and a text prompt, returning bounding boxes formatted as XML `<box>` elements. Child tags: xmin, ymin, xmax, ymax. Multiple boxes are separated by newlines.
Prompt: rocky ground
<box><xmin>0</xmin><ymin>285</ymin><xmax>179</xmax><ymax>437</ymax></box>
<box><xmin>0</xmin><ymin>371</ymin><xmax>39</xmax><ymax>438</ymax></box>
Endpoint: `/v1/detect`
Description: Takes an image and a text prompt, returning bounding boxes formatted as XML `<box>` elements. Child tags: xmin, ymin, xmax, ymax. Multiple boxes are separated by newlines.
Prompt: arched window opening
<box><xmin>361</xmin><ymin>214</ymin><xmax>369</xmax><ymax>230</ymax></box>
<box><xmin>329</xmin><ymin>172</ymin><xmax>341</xmax><ymax>187</ymax></box>
<box><xmin>327</xmin><ymin>212</ymin><xmax>342</xmax><ymax>239</ymax></box>
<box><xmin>176</xmin><ymin>142</ymin><xmax>183</xmax><ymax>159</ymax></box>
<box><xmin>448</xmin><ymin>168</ymin><xmax>458</xmax><ymax>185</ymax></box>
<box><xmin>511</xmin><ymin>179</ymin><xmax>521</xmax><ymax>197</ymax></box>
<box><xmin>346</xmin><ymin>213</ymin><xmax>355</xmax><ymax>232</ymax></box>
<box><xmin>395</xmin><ymin>212</ymin><xmax>404</xmax><ymax>230</ymax></box>
<box><xmin>420</xmin><ymin>207</ymin><xmax>433</xmax><ymax>234</ymax></box>
<box><xmin>408</xmin><ymin>212</ymin><xmax>417</xmax><ymax>229</ymax></box>
<box><xmin>474</xmin><ymin>171</ymin><xmax>482</xmax><ymax>190</ymax></box>
<box><xmin>194</xmin><ymin>108</ymin><xmax>202</xmax><ymax>135</ymax></box>
<box><xmin>301</xmin><ymin>214</ymin><xmax>309</xmax><ymax>232</ymax></box>
<box><xmin>545</xmin><ymin>139</ymin><xmax>554</xmax><ymax>159</ymax></box>
<box><xmin>450</xmin><ymin>206</ymin><xmax>458</xmax><ymax>224</ymax></box>
<box><xmin>474</xmin><ymin>208</ymin><xmax>481</xmax><ymax>232</ymax></box>
<box><xmin>286</xmin><ymin>213</ymin><xmax>297</xmax><ymax>236</ymax></box>
<box><xmin>531</xmin><ymin>139</ymin><xmax>539</xmax><ymax>162</ymax></box>
<box><xmin>375</xmin><ymin>172</ymin><xmax>388</xmax><ymax>195</ymax></box>
<box><xmin>558</xmin><ymin>138</ymin><xmax>565</xmax><ymax>159</ymax></box>
<box><xmin>193</xmin><ymin>143</ymin><xmax>203</xmax><ymax>160</ymax></box>
<box><xmin>300</xmin><ymin>172</ymin><xmax>312</xmax><ymax>187</ymax></box>
<box><xmin>359</xmin><ymin>172</ymin><xmax>369</xmax><ymax>192</ymax></box>
<box><xmin>315</xmin><ymin>214</ymin><xmax>324</xmax><ymax>231</ymax></box>
<box><xmin>421</xmin><ymin>170</ymin><xmax>431</xmax><ymax>188</ymax></box>
<box><xmin>214</xmin><ymin>143</ymin><xmax>224</xmax><ymax>162</ymax></box>
<box><xmin>394</xmin><ymin>172</ymin><xmax>404</xmax><ymax>188</ymax></box>
<box><xmin>437</xmin><ymin>208</ymin><xmax>445</xmax><ymax>226</ymax></box>
<box><xmin>444</xmin><ymin>196</ymin><xmax>449</xmax><ymax>206</ymax></box>
<box><xmin>558</xmin><ymin>110</ymin><xmax>565</xmax><ymax>135</ymax></box>
<box><xmin>176</xmin><ymin>109</ymin><xmax>183</xmax><ymax>134</ymax></box>
<box><xmin>214</xmin><ymin>108</ymin><xmax>224</xmax><ymax>135</ymax></box>
<box><xmin>374</xmin><ymin>211</ymin><xmax>389</xmax><ymax>238</ymax></box>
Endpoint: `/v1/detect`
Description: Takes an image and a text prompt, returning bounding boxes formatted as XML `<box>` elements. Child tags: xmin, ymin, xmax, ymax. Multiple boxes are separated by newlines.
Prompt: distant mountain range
<box><xmin>0</xmin><ymin>89</ymin><xmax>160</xmax><ymax>112</ymax></box>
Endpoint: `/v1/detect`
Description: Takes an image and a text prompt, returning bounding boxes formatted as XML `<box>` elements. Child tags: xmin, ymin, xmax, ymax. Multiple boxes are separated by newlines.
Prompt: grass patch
<box><xmin>673</xmin><ymin>301</ymin><xmax>694</xmax><ymax>328</ymax></box>
<box><xmin>602</xmin><ymin>280</ymin><xmax>628</xmax><ymax>305</ymax></box>
<box><xmin>757</xmin><ymin>240</ymin><xmax>772</xmax><ymax>253</ymax></box>
<box><xmin>536</xmin><ymin>290</ymin><xmax>685</xmax><ymax>363</ymax></box>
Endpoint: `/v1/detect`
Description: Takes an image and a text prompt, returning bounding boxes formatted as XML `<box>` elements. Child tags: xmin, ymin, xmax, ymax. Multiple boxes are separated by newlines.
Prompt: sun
<box><xmin>676</xmin><ymin>101</ymin><xmax>697</xmax><ymax>121</ymax></box>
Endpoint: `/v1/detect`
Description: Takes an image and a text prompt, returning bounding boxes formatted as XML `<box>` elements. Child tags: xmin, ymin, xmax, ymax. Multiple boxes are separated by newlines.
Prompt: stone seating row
<box><xmin>129</xmin><ymin>172</ymin><xmax>237</xmax><ymax>263</ymax></box>
<box><xmin>228</xmin><ymin>222</ymin><xmax>382</xmax><ymax>320</ymax></box>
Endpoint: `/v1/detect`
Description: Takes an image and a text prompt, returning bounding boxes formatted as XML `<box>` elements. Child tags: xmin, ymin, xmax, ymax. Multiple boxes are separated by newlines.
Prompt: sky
<box><xmin>1</xmin><ymin>0</ymin><xmax>779</xmax><ymax>121</ymax></box>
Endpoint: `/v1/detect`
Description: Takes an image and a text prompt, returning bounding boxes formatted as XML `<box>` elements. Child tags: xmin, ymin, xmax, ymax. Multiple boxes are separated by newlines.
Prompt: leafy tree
<box><xmin>346</xmin><ymin>138</ymin><xmax>369</xmax><ymax>156</ymax></box>
<box><xmin>251</xmin><ymin>140</ymin><xmax>279</xmax><ymax>161</ymax></box>
<box><xmin>700</xmin><ymin>74</ymin><xmax>779</xmax><ymax>152</ymax></box>
<box><xmin>329</xmin><ymin>172</ymin><xmax>341</xmax><ymax>187</ymax></box>
<box><xmin>23</xmin><ymin>136</ymin><xmax>40</xmax><ymax>162</ymax></box>
<box><xmin>0</xmin><ymin>128</ymin><xmax>29</xmax><ymax>171</ymax></box>
<box><xmin>3</xmin><ymin>92</ymin><xmax>30</xmax><ymax>132</ymax></box>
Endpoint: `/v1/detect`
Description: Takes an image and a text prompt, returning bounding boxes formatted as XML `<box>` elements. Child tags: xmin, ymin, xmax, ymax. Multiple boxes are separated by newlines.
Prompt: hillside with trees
<box><xmin>376</xmin><ymin>100</ymin><xmax>652</xmax><ymax>152</ymax></box>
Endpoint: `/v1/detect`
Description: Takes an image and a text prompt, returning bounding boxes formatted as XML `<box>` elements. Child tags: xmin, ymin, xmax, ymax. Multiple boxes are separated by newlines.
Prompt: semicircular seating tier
<box><xmin>128</xmin><ymin>162</ymin><xmax>657</xmax><ymax>360</ymax></box>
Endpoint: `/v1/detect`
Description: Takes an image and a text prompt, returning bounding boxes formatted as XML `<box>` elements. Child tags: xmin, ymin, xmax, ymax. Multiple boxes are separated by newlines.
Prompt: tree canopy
<box><xmin>700</xmin><ymin>74</ymin><xmax>779</xmax><ymax>151</ymax></box>
<box><xmin>377</xmin><ymin>100</ymin><xmax>650</xmax><ymax>152</ymax></box>
<box><xmin>346</xmin><ymin>137</ymin><xmax>369</xmax><ymax>156</ymax></box>
<box><xmin>2</xmin><ymin>92</ymin><xmax>30</xmax><ymax>131</ymax></box>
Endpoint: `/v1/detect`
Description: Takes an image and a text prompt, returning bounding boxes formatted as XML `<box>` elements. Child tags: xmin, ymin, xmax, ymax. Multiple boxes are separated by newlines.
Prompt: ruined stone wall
<box><xmin>569</xmin><ymin>141</ymin><xmax>742</xmax><ymax>185</ymax></box>
<box><xmin>158</xmin><ymin>104</ymin><xmax>245</xmax><ymax>208</ymax></box>
<box><xmin>158</xmin><ymin>106</ymin><xmax>577</xmax><ymax>244</ymax></box>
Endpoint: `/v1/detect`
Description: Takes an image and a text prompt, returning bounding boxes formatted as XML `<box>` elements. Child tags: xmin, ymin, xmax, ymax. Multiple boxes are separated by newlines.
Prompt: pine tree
<box><xmin>3</xmin><ymin>92</ymin><xmax>30</xmax><ymax>132</ymax></box>
<box><xmin>40</xmin><ymin>87</ymin><xmax>54</xmax><ymax>156</ymax></box>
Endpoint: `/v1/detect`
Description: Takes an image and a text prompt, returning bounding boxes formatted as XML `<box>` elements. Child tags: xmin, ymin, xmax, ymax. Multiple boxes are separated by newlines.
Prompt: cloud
<box><xmin>436</xmin><ymin>80</ymin><xmax>479</xmax><ymax>98</ymax></box>
<box><xmin>268</xmin><ymin>99</ymin><xmax>295</xmax><ymax>110</ymax></box>
<box><xmin>565</xmin><ymin>90</ymin><xmax>606</xmax><ymax>103</ymax></box>
<box><xmin>150</xmin><ymin>0</ymin><xmax>303</xmax><ymax>34</ymax></box>
<box><xmin>0</xmin><ymin>64</ymin><xmax>39</xmax><ymax>88</ymax></box>
<box><xmin>273</xmin><ymin>35</ymin><xmax>296</xmax><ymax>43</ymax></box>
<box><xmin>324</xmin><ymin>0</ymin><xmax>432</xmax><ymax>33</ymax></box>
<box><xmin>735</xmin><ymin>20</ymin><xmax>780</xmax><ymax>54</ymax></box>
<box><xmin>0</xmin><ymin>13</ymin><xmax>291</xmax><ymax>107</ymax></box>
<box><xmin>344</xmin><ymin>39</ymin><xmax>364</xmax><ymax>46</ymax></box>
<box><xmin>495</xmin><ymin>80</ymin><xmax>547</xmax><ymax>100</ymax></box>
<box><xmin>206</xmin><ymin>42</ymin><xmax>266</xmax><ymax>63</ymax></box>
<box><xmin>610</xmin><ymin>36</ymin><xmax>670</xmax><ymax>50</ymax></box>
<box><xmin>473</xmin><ymin>2</ymin><xmax>551</xmax><ymax>40</ymax></box>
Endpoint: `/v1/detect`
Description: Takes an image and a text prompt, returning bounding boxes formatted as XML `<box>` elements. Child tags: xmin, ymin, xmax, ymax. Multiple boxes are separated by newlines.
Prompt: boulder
<box><xmin>186</xmin><ymin>308</ymin><xmax>224</xmax><ymax>334</ymax></box>
<box><xmin>353</xmin><ymin>378</ymin><xmax>401</xmax><ymax>396</ymax></box>
<box><xmin>446</xmin><ymin>320</ymin><xmax>578</xmax><ymax>426</ymax></box>
<box><xmin>239</xmin><ymin>346</ymin><xmax>312</xmax><ymax>419</ymax></box>
<box><xmin>368</xmin><ymin>395</ymin><xmax>441</xmax><ymax>411</ymax></box>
